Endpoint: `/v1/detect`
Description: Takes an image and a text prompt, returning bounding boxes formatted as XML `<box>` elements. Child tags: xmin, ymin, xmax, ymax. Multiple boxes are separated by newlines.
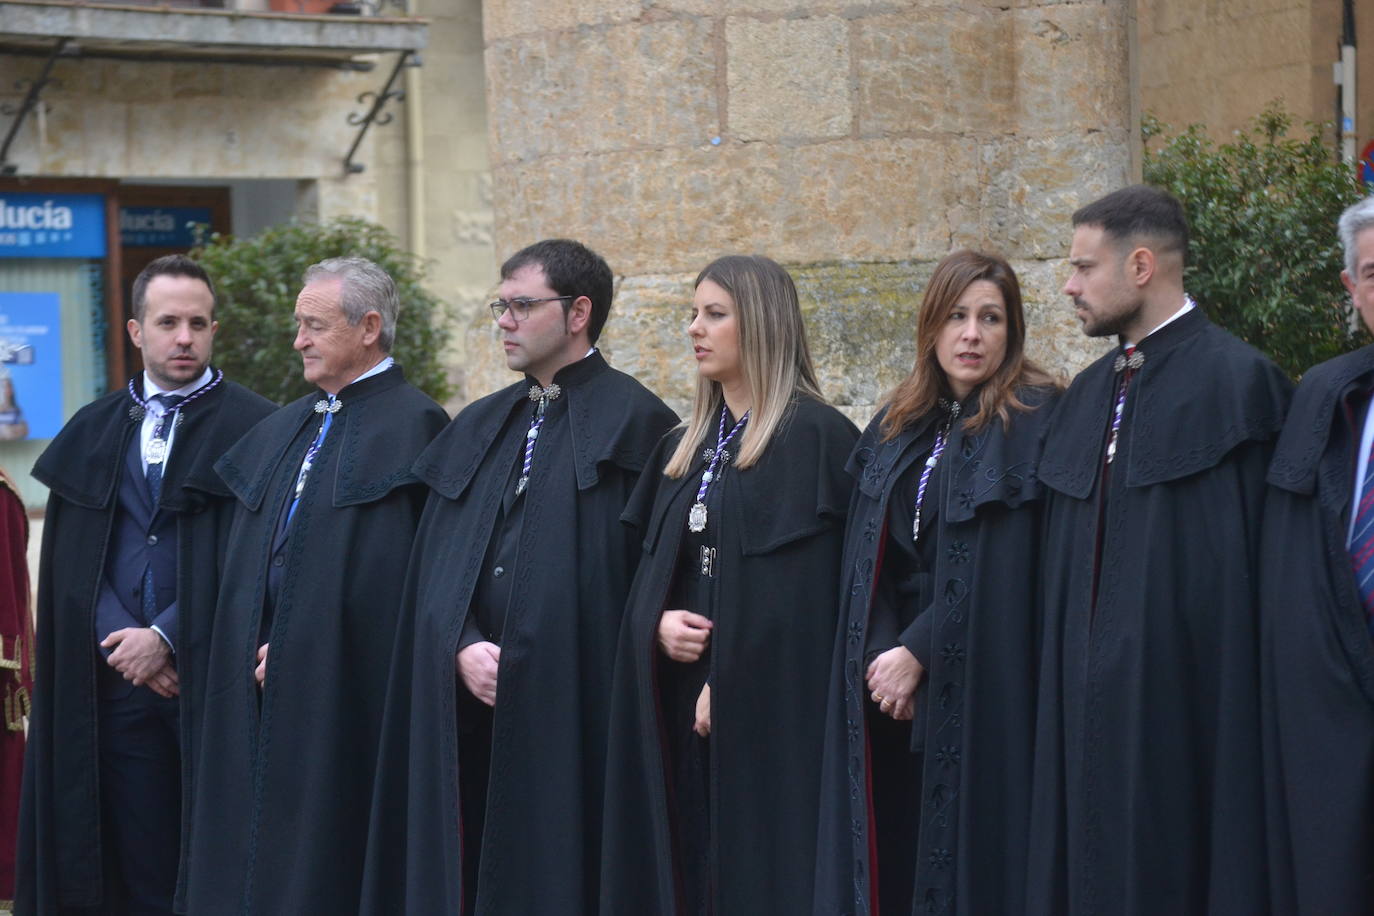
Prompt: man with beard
<box><xmin>185</xmin><ymin>257</ymin><xmax>447</xmax><ymax>915</ymax></box>
<box><xmin>17</xmin><ymin>255</ymin><xmax>274</xmax><ymax>915</ymax></box>
<box><xmin>361</xmin><ymin>239</ymin><xmax>677</xmax><ymax>915</ymax></box>
<box><xmin>1261</xmin><ymin>194</ymin><xmax>1374</xmax><ymax>914</ymax></box>
<box><xmin>1025</xmin><ymin>185</ymin><xmax>1292</xmax><ymax>916</ymax></box>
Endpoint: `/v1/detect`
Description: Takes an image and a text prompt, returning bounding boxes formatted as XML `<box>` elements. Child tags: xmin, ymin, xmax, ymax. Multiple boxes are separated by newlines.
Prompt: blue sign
<box><xmin>0</xmin><ymin>193</ymin><xmax>106</xmax><ymax>259</ymax></box>
<box><xmin>0</xmin><ymin>293</ymin><xmax>63</xmax><ymax>439</ymax></box>
<box><xmin>120</xmin><ymin>206</ymin><xmax>213</xmax><ymax>249</ymax></box>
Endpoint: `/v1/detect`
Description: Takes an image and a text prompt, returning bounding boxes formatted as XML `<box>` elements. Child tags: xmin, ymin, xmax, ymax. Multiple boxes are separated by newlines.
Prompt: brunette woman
<box><xmin>601</xmin><ymin>255</ymin><xmax>858</xmax><ymax>915</ymax></box>
<box><xmin>814</xmin><ymin>249</ymin><xmax>1060</xmax><ymax>916</ymax></box>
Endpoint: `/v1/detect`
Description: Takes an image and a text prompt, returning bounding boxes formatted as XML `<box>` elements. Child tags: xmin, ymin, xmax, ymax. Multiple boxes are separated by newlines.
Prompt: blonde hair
<box><xmin>664</xmin><ymin>256</ymin><xmax>825</xmax><ymax>478</ymax></box>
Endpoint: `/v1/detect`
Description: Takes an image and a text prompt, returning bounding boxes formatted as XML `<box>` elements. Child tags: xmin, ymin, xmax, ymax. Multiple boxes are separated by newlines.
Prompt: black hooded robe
<box><xmin>359</xmin><ymin>352</ymin><xmax>677</xmax><ymax>915</ymax></box>
<box><xmin>1025</xmin><ymin>309</ymin><xmax>1292</xmax><ymax>916</ymax></box>
<box><xmin>600</xmin><ymin>396</ymin><xmax>858</xmax><ymax>916</ymax></box>
<box><xmin>184</xmin><ymin>365</ymin><xmax>446</xmax><ymax>916</ymax></box>
<box><xmin>16</xmin><ymin>376</ymin><xmax>273</xmax><ymax>916</ymax></box>
<box><xmin>1260</xmin><ymin>344</ymin><xmax>1374</xmax><ymax>916</ymax></box>
<box><xmin>812</xmin><ymin>388</ymin><xmax>1056</xmax><ymax>916</ymax></box>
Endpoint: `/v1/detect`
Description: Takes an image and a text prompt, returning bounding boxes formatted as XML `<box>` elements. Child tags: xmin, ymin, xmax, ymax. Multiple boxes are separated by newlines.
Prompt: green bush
<box><xmin>192</xmin><ymin>218</ymin><xmax>454</xmax><ymax>405</ymax></box>
<box><xmin>1144</xmin><ymin>103</ymin><xmax>1368</xmax><ymax>378</ymax></box>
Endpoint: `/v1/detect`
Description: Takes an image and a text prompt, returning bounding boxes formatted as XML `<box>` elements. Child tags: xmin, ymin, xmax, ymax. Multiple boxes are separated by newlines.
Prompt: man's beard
<box><xmin>1075</xmin><ymin>297</ymin><xmax>1138</xmax><ymax>339</ymax></box>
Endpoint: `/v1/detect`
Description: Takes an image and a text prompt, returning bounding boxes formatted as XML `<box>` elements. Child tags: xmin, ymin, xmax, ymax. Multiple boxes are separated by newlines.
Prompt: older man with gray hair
<box><xmin>183</xmin><ymin>256</ymin><xmax>447</xmax><ymax>916</ymax></box>
<box><xmin>1259</xmin><ymin>194</ymin><xmax>1374</xmax><ymax>916</ymax></box>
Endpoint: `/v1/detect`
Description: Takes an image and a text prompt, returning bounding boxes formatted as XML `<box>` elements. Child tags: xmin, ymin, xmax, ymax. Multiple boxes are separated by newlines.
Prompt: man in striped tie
<box><xmin>1261</xmin><ymin>193</ymin><xmax>1374</xmax><ymax>915</ymax></box>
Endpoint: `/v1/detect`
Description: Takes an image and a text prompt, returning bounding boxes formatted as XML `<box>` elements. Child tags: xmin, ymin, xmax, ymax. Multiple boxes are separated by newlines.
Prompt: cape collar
<box><xmin>1040</xmin><ymin>310</ymin><xmax>1290</xmax><ymax>497</ymax></box>
<box><xmin>416</xmin><ymin>352</ymin><xmax>670</xmax><ymax>500</ymax></box>
<box><xmin>638</xmin><ymin>396</ymin><xmax>858</xmax><ymax>557</ymax></box>
<box><xmin>523</xmin><ymin>349</ymin><xmax>606</xmax><ymax>394</ymax></box>
<box><xmin>216</xmin><ymin>364</ymin><xmax>430</xmax><ymax>511</ymax></box>
<box><xmin>852</xmin><ymin>389</ymin><xmax>1051</xmax><ymax>520</ymax></box>
<box><xmin>34</xmin><ymin>372</ymin><xmax>237</xmax><ymax>510</ymax></box>
<box><xmin>1268</xmin><ymin>344</ymin><xmax>1374</xmax><ymax>508</ymax></box>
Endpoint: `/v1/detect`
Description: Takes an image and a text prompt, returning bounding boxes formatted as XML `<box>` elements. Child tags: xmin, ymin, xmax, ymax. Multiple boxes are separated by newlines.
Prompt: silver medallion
<box><xmin>688</xmin><ymin>501</ymin><xmax>708</xmax><ymax>533</ymax></box>
<box><xmin>145</xmin><ymin>437</ymin><xmax>168</xmax><ymax>466</ymax></box>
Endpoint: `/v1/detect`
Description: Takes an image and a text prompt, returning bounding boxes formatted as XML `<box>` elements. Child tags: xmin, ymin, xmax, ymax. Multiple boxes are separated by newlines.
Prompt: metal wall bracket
<box><xmin>342</xmin><ymin>49</ymin><xmax>416</xmax><ymax>176</ymax></box>
<box><xmin>1</xmin><ymin>37</ymin><xmax>72</xmax><ymax>176</ymax></box>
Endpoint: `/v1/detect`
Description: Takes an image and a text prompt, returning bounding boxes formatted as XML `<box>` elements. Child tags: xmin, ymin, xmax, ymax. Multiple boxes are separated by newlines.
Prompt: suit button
<box><xmin>146</xmin><ymin>535</ymin><xmax>158</xmax><ymax>546</ymax></box>
<box><xmin>493</xmin><ymin>566</ymin><xmax>505</xmax><ymax>578</ymax></box>
<box><xmin>272</xmin><ymin>556</ymin><xmax>285</xmax><ymax>568</ymax></box>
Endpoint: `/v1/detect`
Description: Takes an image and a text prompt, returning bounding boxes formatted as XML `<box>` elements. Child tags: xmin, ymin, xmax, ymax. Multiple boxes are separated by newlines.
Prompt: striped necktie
<box><xmin>1349</xmin><ymin>445</ymin><xmax>1374</xmax><ymax>635</ymax></box>
<box><xmin>142</xmin><ymin>394</ymin><xmax>182</xmax><ymax>624</ymax></box>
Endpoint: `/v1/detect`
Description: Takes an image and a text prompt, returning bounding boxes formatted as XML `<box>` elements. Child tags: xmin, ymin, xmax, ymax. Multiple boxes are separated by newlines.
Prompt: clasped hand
<box><xmin>866</xmin><ymin>645</ymin><xmax>923</xmax><ymax>721</ymax></box>
<box><xmin>101</xmin><ymin>627</ymin><xmax>178</xmax><ymax>698</ymax></box>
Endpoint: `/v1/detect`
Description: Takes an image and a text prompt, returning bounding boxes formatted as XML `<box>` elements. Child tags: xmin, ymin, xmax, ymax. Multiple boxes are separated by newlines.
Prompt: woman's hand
<box><xmin>694</xmin><ymin>683</ymin><xmax>711</xmax><ymax>737</ymax></box>
<box><xmin>866</xmin><ymin>645</ymin><xmax>924</xmax><ymax>721</ymax></box>
<box><xmin>657</xmin><ymin>609</ymin><xmax>713</xmax><ymax>662</ymax></box>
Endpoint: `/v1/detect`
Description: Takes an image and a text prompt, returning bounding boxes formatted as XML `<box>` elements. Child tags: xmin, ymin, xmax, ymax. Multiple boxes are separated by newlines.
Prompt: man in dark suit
<box><xmin>1260</xmin><ymin>194</ymin><xmax>1374</xmax><ymax>915</ymax></box>
<box><xmin>16</xmin><ymin>255</ymin><xmax>274</xmax><ymax>915</ymax></box>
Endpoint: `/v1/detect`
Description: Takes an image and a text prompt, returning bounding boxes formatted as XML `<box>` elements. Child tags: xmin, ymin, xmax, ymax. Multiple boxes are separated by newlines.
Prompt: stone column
<box><xmin>477</xmin><ymin>0</ymin><xmax>1132</xmax><ymax>419</ymax></box>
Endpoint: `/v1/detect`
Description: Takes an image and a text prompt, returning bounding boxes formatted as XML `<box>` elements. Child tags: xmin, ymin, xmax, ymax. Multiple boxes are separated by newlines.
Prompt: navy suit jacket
<box><xmin>94</xmin><ymin>433</ymin><xmax>180</xmax><ymax>697</ymax></box>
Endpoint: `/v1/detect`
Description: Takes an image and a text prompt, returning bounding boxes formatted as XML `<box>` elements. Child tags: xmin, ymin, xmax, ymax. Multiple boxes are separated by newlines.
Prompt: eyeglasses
<box><xmin>488</xmin><ymin>295</ymin><xmax>574</xmax><ymax>322</ymax></box>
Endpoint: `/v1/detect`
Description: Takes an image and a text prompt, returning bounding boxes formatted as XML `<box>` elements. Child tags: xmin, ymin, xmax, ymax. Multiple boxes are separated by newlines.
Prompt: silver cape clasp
<box><xmin>1113</xmin><ymin>349</ymin><xmax>1145</xmax><ymax>373</ymax></box>
<box><xmin>528</xmin><ymin>383</ymin><xmax>561</xmax><ymax>402</ymax></box>
<box><xmin>314</xmin><ymin>398</ymin><xmax>343</xmax><ymax>414</ymax></box>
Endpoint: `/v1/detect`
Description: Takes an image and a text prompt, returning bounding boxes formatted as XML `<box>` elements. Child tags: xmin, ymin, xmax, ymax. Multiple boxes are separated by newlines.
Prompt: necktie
<box><xmin>142</xmin><ymin>394</ymin><xmax>182</xmax><ymax>623</ymax></box>
<box><xmin>1349</xmin><ymin>437</ymin><xmax>1374</xmax><ymax>635</ymax></box>
<box><xmin>144</xmin><ymin>393</ymin><xmax>183</xmax><ymax>506</ymax></box>
<box><xmin>287</xmin><ymin>397</ymin><xmax>336</xmax><ymax>526</ymax></box>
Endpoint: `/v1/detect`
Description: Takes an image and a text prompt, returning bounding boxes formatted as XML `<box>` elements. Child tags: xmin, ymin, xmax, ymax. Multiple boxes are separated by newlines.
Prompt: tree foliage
<box><xmin>192</xmin><ymin>218</ymin><xmax>454</xmax><ymax>405</ymax></box>
<box><xmin>1143</xmin><ymin>104</ymin><xmax>1368</xmax><ymax>378</ymax></box>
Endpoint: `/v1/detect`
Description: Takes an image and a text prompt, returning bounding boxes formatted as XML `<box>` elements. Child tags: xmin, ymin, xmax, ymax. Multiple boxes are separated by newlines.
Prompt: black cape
<box><xmin>1025</xmin><ymin>308</ymin><xmax>1292</xmax><ymax>916</ymax></box>
<box><xmin>16</xmin><ymin>376</ymin><xmax>274</xmax><ymax>915</ymax></box>
<box><xmin>813</xmin><ymin>387</ymin><xmax>1057</xmax><ymax>916</ymax></box>
<box><xmin>1260</xmin><ymin>344</ymin><xmax>1374</xmax><ymax>915</ymax></box>
<box><xmin>600</xmin><ymin>395</ymin><xmax>858</xmax><ymax>915</ymax></box>
<box><xmin>185</xmin><ymin>365</ymin><xmax>446</xmax><ymax>916</ymax></box>
<box><xmin>359</xmin><ymin>352</ymin><xmax>677</xmax><ymax>915</ymax></box>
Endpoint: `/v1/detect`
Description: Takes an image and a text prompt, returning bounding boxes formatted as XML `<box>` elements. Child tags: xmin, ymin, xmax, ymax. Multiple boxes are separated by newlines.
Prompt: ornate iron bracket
<box><xmin>1</xmin><ymin>37</ymin><xmax>71</xmax><ymax>176</ymax></box>
<box><xmin>342</xmin><ymin>50</ymin><xmax>416</xmax><ymax>176</ymax></box>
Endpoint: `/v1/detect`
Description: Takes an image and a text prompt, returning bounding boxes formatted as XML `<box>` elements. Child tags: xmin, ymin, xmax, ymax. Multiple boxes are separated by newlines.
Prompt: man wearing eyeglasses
<box><xmin>363</xmin><ymin>239</ymin><xmax>677</xmax><ymax>915</ymax></box>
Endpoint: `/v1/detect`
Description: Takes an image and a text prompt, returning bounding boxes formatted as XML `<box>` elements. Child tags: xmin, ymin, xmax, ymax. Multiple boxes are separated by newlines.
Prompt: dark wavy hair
<box><xmin>881</xmin><ymin>249</ymin><xmax>1057</xmax><ymax>440</ymax></box>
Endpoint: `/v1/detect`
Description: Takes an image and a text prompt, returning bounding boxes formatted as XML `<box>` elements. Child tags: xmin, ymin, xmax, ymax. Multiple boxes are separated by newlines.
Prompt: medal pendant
<box><xmin>146</xmin><ymin>438</ymin><xmax>168</xmax><ymax>466</ymax></box>
<box><xmin>516</xmin><ymin>475</ymin><xmax>529</xmax><ymax>496</ymax></box>
<box><xmin>688</xmin><ymin>501</ymin><xmax>708</xmax><ymax>533</ymax></box>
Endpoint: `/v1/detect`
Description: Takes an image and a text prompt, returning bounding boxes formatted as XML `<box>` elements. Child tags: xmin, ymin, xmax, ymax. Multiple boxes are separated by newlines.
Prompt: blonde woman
<box><xmin>601</xmin><ymin>255</ymin><xmax>858</xmax><ymax>915</ymax></box>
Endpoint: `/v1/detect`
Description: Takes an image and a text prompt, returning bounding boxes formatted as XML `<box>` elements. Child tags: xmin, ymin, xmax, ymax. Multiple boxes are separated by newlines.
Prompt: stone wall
<box><xmin>373</xmin><ymin>0</ymin><xmax>496</xmax><ymax>412</ymax></box>
<box><xmin>1136</xmin><ymin>0</ymin><xmax>1369</xmax><ymax>142</ymax></box>
<box><xmin>1</xmin><ymin>54</ymin><xmax>383</xmax><ymax>218</ymax></box>
<box><xmin>476</xmin><ymin>0</ymin><xmax>1132</xmax><ymax>422</ymax></box>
